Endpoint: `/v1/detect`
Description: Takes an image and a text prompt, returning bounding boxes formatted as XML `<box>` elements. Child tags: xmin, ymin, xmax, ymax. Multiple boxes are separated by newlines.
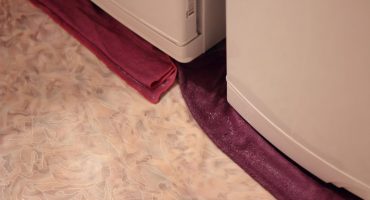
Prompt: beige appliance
<box><xmin>226</xmin><ymin>0</ymin><xmax>370</xmax><ymax>199</ymax></box>
<box><xmin>91</xmin><ymin>0</ymin><xmax>225</xmax><ymax>62</ymax></box>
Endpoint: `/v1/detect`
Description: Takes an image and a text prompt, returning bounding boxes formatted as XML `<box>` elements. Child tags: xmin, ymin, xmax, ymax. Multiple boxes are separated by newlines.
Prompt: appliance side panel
<box><xmin>110</xmin><ymin>0</ymin><xmax>198</xmax><ymax>46</ymax></box>
<box><xmin>202</xmin><ymin>0</ymin><xmax>226</xmax><ymax>49</ymax></box>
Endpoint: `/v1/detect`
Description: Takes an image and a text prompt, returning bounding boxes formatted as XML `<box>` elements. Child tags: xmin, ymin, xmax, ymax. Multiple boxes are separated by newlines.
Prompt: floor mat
<box><xmin>29</xmin><ymin>0</ymin><xmax>177</xmax><ymax>103</ymax></box>
<box><xmin>177</xmin><ymin>42</ymin><xmax>360</xmax><ymax>200</ymax></box>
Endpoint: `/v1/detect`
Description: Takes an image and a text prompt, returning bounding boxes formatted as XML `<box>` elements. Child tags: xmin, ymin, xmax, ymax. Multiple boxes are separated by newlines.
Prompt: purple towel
<box><xmin>177</xmin><ymin>42</ymin><xmax>360</xmax><ymax>200</ymax></box>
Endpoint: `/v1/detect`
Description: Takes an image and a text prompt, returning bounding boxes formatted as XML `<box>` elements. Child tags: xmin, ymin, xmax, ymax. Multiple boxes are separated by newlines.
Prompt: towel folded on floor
<box><xmin>29</xmin><ymin>0</ymin><xmax>177</xmax><ymax>103</ymax></box>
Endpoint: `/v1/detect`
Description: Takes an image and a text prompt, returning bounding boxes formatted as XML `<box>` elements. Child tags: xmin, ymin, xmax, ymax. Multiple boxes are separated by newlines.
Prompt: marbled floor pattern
<box><xmin>0</xmin><ymin>0</ymin><xmax>275</xmax><ymax>199</ymax></box>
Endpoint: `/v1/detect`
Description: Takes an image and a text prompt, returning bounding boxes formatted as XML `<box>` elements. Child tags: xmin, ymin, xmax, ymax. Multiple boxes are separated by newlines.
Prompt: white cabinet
<box><xmin>227</xmin><ymin>0</ymin><xmax>370</xmax><ymax>199</ymax></box>
<box><xmin>92</xmin><ymin>0</ymin><xmax>225</xmax><ymax>62</ymax></box>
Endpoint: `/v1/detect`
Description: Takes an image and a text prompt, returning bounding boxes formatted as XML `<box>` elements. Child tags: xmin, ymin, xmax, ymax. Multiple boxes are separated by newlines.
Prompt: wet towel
<box><xmin>29</xmin><ymin>0</ymin><xmax>177</xmax><ymax>103</ymax></box>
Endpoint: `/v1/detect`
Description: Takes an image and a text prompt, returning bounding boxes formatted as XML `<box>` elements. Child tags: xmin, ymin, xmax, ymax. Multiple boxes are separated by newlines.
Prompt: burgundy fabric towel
<box><xmin>29</xmin><ymin>0</ymin><xmax>177</xmax><ymax>103</ymax></box>
<box><xmin>177</xmin><ymin>42</ymin><xmax>360</xmax><ymax>200</ymax></box>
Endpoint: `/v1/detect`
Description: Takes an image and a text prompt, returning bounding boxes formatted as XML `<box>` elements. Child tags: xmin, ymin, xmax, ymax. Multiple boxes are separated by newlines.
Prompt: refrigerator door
<box><xmin>227</xmin><ymin>0</ymin><xmax>370</xmax><ymax>199</ymax></box>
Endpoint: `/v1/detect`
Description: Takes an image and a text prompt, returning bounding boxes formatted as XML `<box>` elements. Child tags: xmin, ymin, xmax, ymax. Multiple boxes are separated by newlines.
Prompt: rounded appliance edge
<box><xmin>226</xmin><ymin>78</ymin><xmax>370</xmax><ymax>199</ymax></box>
<box><xmin>90</xmin><ymin>0</ymin><xmax>206</xmax><ymax>63</ymax></box>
